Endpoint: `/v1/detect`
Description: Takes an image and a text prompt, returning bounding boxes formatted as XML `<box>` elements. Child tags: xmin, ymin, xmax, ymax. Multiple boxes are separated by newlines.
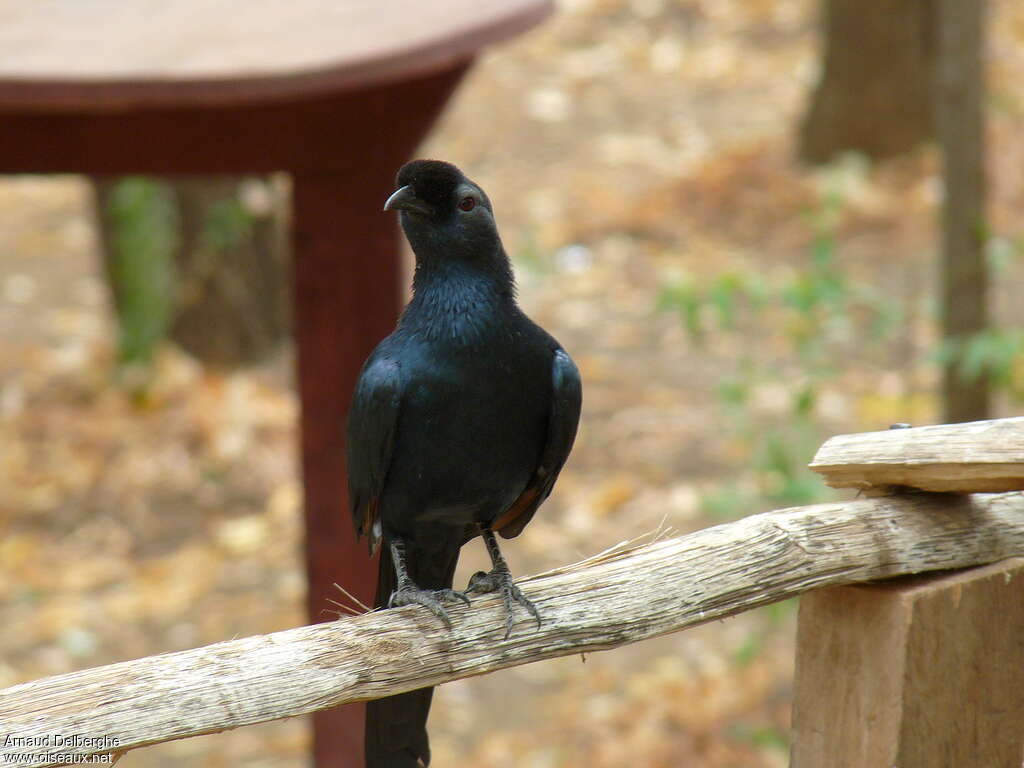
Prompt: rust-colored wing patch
<box><xmin>492</xmin><ymin>486</ymin><xmax>539</xmax><ymax>536</ymax></box>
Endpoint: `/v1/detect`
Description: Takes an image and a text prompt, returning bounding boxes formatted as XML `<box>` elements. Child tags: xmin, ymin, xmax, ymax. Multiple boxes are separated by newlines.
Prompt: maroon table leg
<box><xmin>293</xmin><ymin>170</ymin><xmax>399</xmax><ymax>767</ymax></box>
<box><xmin>291</xmin><ymin>64</ymin><xmax>468</xmax><ymax>768</ymax></box>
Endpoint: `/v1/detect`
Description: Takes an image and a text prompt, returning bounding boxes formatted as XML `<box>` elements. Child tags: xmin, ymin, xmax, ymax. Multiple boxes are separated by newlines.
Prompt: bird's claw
<box><xmin>440</xmin><ymin>588</ymin><xmax>472</xmax><ymax>606</ymax></box>
<box><xmin>389</xmin><ymin>586</ymin><xmax>470</xmax><ymax>628</ymax></box>
<box><xmin>467</xmin><ymin>569</ymin><xmax>541</xmax><ymax>639</ymax></box>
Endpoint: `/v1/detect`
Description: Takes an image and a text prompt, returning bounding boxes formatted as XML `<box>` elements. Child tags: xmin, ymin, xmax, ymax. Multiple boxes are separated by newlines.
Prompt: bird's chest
<box><xmin>388</xmin><ymin>335</ymin><xmax>551</xmax><ymax>514</ymax></box>
<box><xmin>402</xmin><ymin>340</ymin><xmax>548</xmax><ymax>439</ymax></box>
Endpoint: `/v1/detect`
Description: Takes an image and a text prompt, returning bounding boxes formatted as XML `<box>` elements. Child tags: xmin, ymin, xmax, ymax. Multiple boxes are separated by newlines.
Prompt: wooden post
<box><xmin>791</xmin><ymin>558</ymin><xmax>1024</xmax><ymax>767</ymax></box>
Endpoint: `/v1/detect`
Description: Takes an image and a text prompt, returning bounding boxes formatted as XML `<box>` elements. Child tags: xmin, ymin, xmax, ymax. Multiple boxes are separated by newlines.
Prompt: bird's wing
<box><xmin>346</xmin><ymin>354</ymin><xmax>402</xmax><ymax>555</ymax></box>
<box><xmin>494</xmin><ymin>348</ymin><xmax>582</xmax><ymax>539</ymax></box>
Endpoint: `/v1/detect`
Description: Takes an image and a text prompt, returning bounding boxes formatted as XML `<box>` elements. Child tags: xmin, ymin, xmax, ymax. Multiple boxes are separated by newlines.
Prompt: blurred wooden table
<box><xmin>0</xmin><ymin>2</ymin><xmax>551</xmax><ymax>765</ymax></box>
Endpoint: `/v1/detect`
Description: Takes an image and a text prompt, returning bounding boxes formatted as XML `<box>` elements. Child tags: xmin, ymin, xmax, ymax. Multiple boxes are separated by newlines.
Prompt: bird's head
<box><xmin>384</xmin><ymin>160</ymin><xmax>503</xmax><ymax>266</ymax></box>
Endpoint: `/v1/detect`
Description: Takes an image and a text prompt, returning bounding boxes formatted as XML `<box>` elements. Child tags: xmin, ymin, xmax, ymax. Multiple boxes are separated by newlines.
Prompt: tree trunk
<box><xmin>799</xmin><ymin>0</ymin><xmax>936</xmax><ymax>163</ymax></box>
<box><xmin>935</xmin><ymin>0</ymin><xmax>990</xmax><ymax>423</ymax></box>
<box><xmin>169</xmin><ymin>176</ymin><xmax>290</xmax><ymax>368</ymax></box>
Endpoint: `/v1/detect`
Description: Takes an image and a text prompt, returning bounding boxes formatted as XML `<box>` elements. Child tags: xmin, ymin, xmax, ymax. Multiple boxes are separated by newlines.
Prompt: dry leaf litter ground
<box><xmin>3</xmin><ymin>0</ymin><xmax>1024</xmax><ymax>766</ymax></box>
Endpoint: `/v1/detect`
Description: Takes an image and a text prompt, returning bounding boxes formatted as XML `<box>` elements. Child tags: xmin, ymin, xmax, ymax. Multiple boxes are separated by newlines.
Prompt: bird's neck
<box><xmin>402</xmin><ymin>255</ymin><xmax>517</xmax><ymax>342</ymax></box>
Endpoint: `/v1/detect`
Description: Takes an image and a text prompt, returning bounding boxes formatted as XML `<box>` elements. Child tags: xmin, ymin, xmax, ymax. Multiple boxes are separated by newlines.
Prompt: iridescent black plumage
<box><xmin>396</xmin><ymin>159</ymin><xmax>463</xmax><ymax>208</ymax></box>
<box><xmin>349</xmin><ymin>160</ymin><xmax>582</xmax><ymax>768</ymax></box>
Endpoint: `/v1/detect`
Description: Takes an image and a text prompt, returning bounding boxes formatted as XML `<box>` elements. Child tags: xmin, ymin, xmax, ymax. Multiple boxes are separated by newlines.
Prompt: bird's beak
<box><xmin>383</xmin><ymin>185</ymin><xmax>433</xmax><ymax>217</ymax></box>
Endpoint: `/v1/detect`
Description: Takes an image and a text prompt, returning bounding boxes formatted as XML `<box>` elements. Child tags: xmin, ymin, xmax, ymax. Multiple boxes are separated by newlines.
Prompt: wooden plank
<box><xmin>809</xmin><ymin>417</ymin><xmax>1024</xmax><ymax>492</ymax></box>
<box><xmin>0</xmin><ymin>0</ymin><xmax>551</xmax><ymax>110</ymax></box>
<box><xmin>791</xmin><ymin>558</ymin><xmax>1024</xmax><ymax>768</ymax></box>
<box><xmin>3</xmin><ymin>491</ymin><xmax>1024</xmax><ymax>767</ymax></box>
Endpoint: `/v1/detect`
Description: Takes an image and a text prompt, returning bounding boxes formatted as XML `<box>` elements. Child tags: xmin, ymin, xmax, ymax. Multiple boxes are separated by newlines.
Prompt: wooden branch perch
<box><xmin>4</xmin><ymin>492</ymin><xmax>1024</xmax><ymax>764</ymax></box>
<box><xmin>809</xmin><ymin>417</ymin><xmax>1024</xmax><ymax>492</ymax></box>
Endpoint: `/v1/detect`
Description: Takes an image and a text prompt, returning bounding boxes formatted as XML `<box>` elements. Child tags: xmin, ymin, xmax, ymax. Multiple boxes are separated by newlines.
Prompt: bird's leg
<box><xmin>466</xmin><ymin>527</ymin><xmax>541</xmax><ymax>639</ymax></box>
<box><xmin>387</xmin><ymin>538</ymin><xmax>470</xmax><ymax>629</ymax></box>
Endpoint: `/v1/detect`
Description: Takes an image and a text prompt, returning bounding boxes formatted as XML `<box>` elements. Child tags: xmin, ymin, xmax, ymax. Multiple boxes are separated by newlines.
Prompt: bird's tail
<box><xmin>365</xmin><ymin>539</ymin><xmax>460</xmax><ymax>768</ymax></box>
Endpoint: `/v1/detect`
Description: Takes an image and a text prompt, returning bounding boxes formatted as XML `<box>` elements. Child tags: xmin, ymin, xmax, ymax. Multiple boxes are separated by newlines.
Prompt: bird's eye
<box><xmin>458</xmin><ymin>196</ymin><xmax>476</xmax><ymax>211</ymax></box>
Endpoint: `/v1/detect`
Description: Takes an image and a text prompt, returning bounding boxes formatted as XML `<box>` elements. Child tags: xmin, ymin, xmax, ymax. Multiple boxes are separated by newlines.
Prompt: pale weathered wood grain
<box><xmin>3</xmin><ymin>491</ymin><xmax>1024</xmax><ymax>766</ymax></box>
<box><xmin>809</xmin><ymin>417</ymin><xmax>1024</xmax><ymax>492</ymax></box>
<box><xmin>791</xmin><ymin>558</ymin><xmax>1024</xmax><ymax>768</ymax></box>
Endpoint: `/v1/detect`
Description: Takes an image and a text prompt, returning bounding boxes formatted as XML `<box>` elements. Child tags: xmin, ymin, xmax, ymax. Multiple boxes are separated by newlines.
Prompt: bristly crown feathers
<box><xmin>397</xmin><ymin>159</ymin><xmax>464</xmax><ymax>208</ymax></box>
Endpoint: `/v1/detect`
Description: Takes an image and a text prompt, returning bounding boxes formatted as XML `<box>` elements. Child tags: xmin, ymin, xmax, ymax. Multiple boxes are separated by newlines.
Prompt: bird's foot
<box><xmin>466</xmin><ymin>568</ymin><xmax>541</xmax><ymax>639</ymax></box>
<box><xmin>389</xmin><ymin>586</ymin><xmax>470</xmax><ymax>629</ymax></box>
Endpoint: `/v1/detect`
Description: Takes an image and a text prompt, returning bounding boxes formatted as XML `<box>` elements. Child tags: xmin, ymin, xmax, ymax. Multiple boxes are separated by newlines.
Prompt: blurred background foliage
<box><xmin>658</xmin><ymin>157</ymin><xmax>901</xmax><ymax>513</ymax></box>
<box><xmin>94</xmin><ymin>175</ymin><xmax>289</xmax><ymax>383</ymax></box>
<box><xmin>658</xmin><ymin>153</ymin><xmax>1024</xmax><ymax>518</ymax></box>
<box><xmin>95</xmin><ymin>178</ymin><xmax>178</xmax><ymax>368</ymax></box>
<box><xmin>2</xmin><ymin>0</ymin><xmax>1023</xmax><ymax>766</ymax></box>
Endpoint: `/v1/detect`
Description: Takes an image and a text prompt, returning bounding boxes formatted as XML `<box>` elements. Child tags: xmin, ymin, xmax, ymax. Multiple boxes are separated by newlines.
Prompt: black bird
<box><xmin>347</xmin><ymin>160</ymin><xmax>582</xmax><ymax>768</ymax></box>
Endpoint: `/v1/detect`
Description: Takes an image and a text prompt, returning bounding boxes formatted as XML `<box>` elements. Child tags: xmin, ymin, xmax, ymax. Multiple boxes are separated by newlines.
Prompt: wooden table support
<box><xmin>293</xmin><ymin>169</ymin><xmax>400</xmax><ymax>768</ymax></box>
<box><xmin>0</xmin><ymin>5</ymin><xmax>550</xmax><ymax>765</ymax></box>
<box><xmin>791</xmin><ymin>558</ymin><xmax>1024</xmax><ymax>767</ymax></box>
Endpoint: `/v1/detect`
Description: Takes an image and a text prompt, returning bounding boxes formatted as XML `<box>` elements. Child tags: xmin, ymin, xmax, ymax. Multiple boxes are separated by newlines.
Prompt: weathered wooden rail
<box><xmin>811</xmin><ymin>416</ymin><xmax>1024</xmax><ymax>492</ymax></box>
<box><xmin>2</xmin><ymin>418</ymin><xmax>1023</xmax><ymax>766</ymax></box>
